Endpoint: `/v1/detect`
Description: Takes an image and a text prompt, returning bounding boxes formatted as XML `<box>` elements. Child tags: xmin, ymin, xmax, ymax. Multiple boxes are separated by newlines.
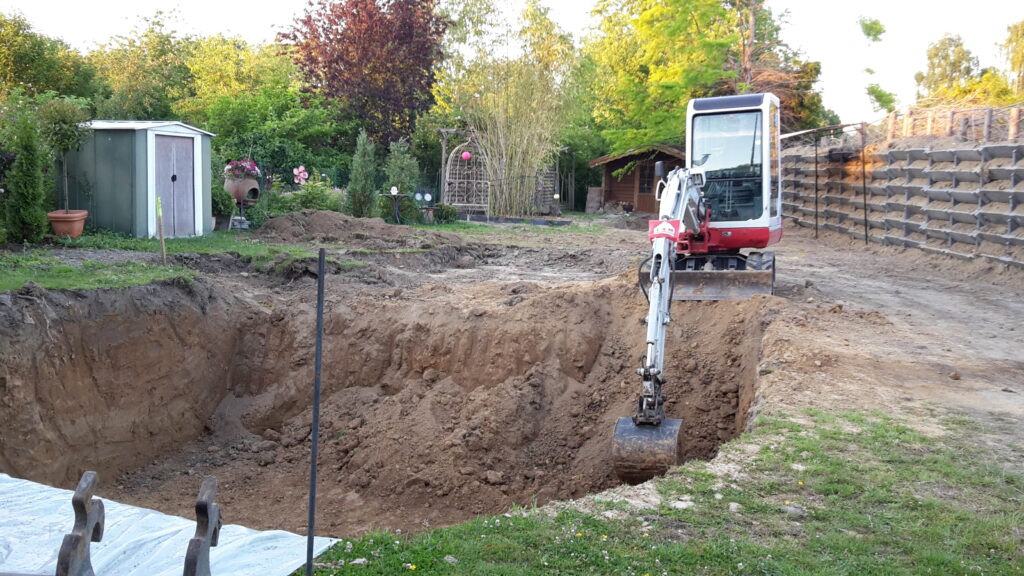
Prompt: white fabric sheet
<box><xmin>0</xmin><ymin>473</ymin><xmax>336</xmax><ymax>575</ymax></box>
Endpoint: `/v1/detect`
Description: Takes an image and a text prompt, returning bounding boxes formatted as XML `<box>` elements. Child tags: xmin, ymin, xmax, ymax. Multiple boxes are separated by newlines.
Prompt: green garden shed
<box><xmin>64</xmin><ymin>121</ymin><xmax>215</xmax><ymax>238</ymax></box>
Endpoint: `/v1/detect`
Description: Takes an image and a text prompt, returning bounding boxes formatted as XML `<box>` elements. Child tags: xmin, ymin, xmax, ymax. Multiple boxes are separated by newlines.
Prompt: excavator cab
<box><xmin>612</xmin><ymin>93</ymin><xmax>782</xmax><ymax>483</ymax></box>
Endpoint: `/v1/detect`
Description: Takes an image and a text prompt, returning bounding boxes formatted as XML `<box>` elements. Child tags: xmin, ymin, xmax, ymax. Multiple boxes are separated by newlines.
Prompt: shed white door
<box><xmin>155</xmin><ymin>135</ymin><xmax>195</xmax><ymax>237</ymax></box>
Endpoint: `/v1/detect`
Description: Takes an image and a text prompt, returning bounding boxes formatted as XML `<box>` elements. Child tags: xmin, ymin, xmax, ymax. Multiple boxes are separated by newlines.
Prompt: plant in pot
<box><xmin>223</xmin><ymin>158</ymin><xmax>261</xmax><ymax>209</ymax></box>
<box><xmin>38</xmin><ymin>98</ymin><xmax>91</xmax><ymax>238</ymax></box>
<box><xmin>211</xmin><ymin>185</ymin><xmax>235</xmax><ymax>230</ymax></box>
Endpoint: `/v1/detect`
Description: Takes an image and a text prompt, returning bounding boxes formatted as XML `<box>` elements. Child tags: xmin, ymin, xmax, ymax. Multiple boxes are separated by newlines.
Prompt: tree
<box><xmin>914</xmin><ymin>34</ymin><xmax>1014</xmax><ymax>105</ymax></box>
<box><xmin>205</xmin><ymin>85</ymin><xmax>346</xmax><ymax>183</ymax></box>
<box><xmin>88</xmin><ymin>12</ymin><xmax>192</xmax><ymax>119</ymax></box>
<box><xmin>174</xmin><ymin>35</ymin><xmax>294</xmax><ymax>126</ymax></box>
<box><xmin>458</xmin><ymin>1</ymin><xmax>571</xmax><ymax>217</ymax></box>
<box><xmin>37</xmin><ymin>97</ymin><xmax>90</xmax><ymax>212</ymax></box>
<box><xmin>281</xmin><ymin>0</ymin><xmax>447</xmax><ymax>145</ymax></box>
<box><xmin>589</xmin><ymin>0</ymin><xmax>833</xmax><ymax>147</ymax></box>
<box><xmin>0</xmin><ymin>12</ymin><xmax>98</xmax><ymax>98</ymax></box>
<box><xmin>915</xmin><ymin>34</ymin><xmax>979</xmax><ymax>101</ymax></box>
<box><xmin>345</xmin><ymin>129</ymin><xmax>378</xmax><ymax>218</ymax></box>
<box><xmin>5</xmin><ymin>116</ymin><xmax>48</xmax><ymax>243</ymax></box>
<box><xmin>557</xmin><ymin>53</ymin><xmax>608</xmax><ymax>206</ymax></box>
<box><xmin>588</xmin><ymin>0</ymin><xmax>736</xmax><ymax>152</ymax></box>
<box><xmin>1003</xmin><ymin>20</ymin><xmax>1024</xmax><ymax>94</ymax></box>
<box><xmin>716</xmin><ymin>1</ymin><xmax>837</xmax><ymax>129</ymax></box>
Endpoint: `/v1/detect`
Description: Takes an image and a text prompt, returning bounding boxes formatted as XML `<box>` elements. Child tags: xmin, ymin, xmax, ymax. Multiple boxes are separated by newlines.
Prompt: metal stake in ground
<box><xmin>306</xmin><ymin>248</ymin><xmax>326</xmax><ymax>576</ymax></box>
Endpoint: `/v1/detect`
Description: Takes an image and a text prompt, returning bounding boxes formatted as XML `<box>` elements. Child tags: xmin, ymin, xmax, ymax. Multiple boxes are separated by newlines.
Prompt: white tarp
<box><xmin>0</xmin><ymin>473</ymin><xmax>336</xmax><ymax>575</ymax></box>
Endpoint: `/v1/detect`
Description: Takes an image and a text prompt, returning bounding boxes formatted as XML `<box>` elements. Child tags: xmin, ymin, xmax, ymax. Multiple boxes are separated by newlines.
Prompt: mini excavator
<box><xmin>612</xmin><ymin>93</ymin><xmax>783</xmax><ymax>483</ymax></box>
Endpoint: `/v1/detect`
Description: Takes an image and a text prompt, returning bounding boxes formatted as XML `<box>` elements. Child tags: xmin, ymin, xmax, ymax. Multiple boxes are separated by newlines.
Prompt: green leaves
<box><xmin>589</xmin><ymin>0</ymin><xmax>735</xmax><ymax>153</ymax></box>
<box><xmin>4</xmin><ymin>115</ymin><xmax>49</xmax><ymax>243</ymax></box>
<box><xmin>858</xmin><ymin>17</ymin><xmax>885</xmax><ymax>43</ymax></box>
<box><xmin>37</xmin><ymin>98</ymin><xmax>90</xmax><ymax>154</ymax></box>
<box><xmin>0</xmin><ymin>13</ymin><xmax>98</xmax><ymax>98</ymax></box>
<box><xmin>866</xmin><ymin>83</ymin><xmax>897</xmax><ymax>113</ymax></box>
<box><xmin>913</xmin><ymin>33</ymin><xmax>1017</xmax><ymax>105</ymax></box>
<box><xmin>345</xmin><ymin>129</ymin><xmax>379</xmax><ymax>219</ymax></box>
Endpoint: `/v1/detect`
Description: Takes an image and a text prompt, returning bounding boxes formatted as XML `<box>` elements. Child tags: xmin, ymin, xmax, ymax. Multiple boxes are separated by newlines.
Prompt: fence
<box><xmin>881</xmin><ymin>102</ymin><xmax>1024</xmax><ymax>143</ymax></box>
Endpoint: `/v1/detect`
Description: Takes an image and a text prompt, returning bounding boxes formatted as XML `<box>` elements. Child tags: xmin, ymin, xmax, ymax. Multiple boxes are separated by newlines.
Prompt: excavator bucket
<box><xmin>611</xmin><ymin>417</ymin><xmax>683</xmax><ymax>484</ymax></box>
<box><xmin>668</xmin><ymin>269</ymin><xmax>774</xmax><ymax>301</ymax></box>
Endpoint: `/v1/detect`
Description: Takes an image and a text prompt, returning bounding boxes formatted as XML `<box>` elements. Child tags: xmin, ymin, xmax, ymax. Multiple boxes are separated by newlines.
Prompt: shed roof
<box><xmin>86</xmin><ymin>120</ymin><xmax>214</xmax><ymax>137</ymax></box>
<box><xmin>588</xmin><ymin>144</ymin><xmax>686</xmax><ymax>168</ymax></box>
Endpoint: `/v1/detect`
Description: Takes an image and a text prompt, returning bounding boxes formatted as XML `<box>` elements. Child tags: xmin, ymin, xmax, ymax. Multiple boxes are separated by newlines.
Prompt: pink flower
<box><xmin>293</xmin><ymin>165</ymin><xmax>309</xmax><ymax>184</ymax></box>
<box><xmin>224</xmin><ymin>158</ymin><xmax>260</xmax><ymax>179</ymax></box>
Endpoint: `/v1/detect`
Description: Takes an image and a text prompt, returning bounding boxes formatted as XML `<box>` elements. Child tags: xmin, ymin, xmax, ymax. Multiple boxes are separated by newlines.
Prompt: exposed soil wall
<box><xmin>0</xmin><ymin>280</ymin><xmax>241</xmax><ymax>484</ymax></box>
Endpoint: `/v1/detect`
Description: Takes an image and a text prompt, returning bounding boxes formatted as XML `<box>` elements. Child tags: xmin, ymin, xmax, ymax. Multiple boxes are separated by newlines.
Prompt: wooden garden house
<box><xmin>588</xmin><ymin>145</ymin><xmax>686</xmax><ymax>213</ymax></box>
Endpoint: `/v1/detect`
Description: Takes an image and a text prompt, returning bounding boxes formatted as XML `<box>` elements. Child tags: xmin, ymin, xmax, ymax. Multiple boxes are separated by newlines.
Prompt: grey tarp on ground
<box><xmin>0</xmin><ymin>473</ymin><xmax>336</xmax><ymax>575</ymax></box>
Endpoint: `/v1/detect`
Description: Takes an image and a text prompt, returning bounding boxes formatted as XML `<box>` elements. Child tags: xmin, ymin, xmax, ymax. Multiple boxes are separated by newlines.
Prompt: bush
<box><xmin>262</xmin><ymin>177</ymin><xmax>343</xmax><ymax>215</ymax></box>
<box><xmin>434</xmin><ymin>203</ymin><xmax>458</xmax><ymax>224</ymax></box>
<box><xmin>378</xmin><ymin>194</ymin><xmax>421</xmax><ymax>224</ymax></box>
<box><xmin>245</xmin><ymin>201</ymin><xmax>269</xmax><ymax>229</ymax></box>
<box><xmin>329</xmin><ymin>164</ymin><xmax>348</xmax><ymax>188</ymax></box>
<box><xmin>294</xmin><ymin>177</ymin><xmax>343</xmax><ymax>211</ymax></box>
<box><xmin>344</xmin><ymin>129</ymin><xmax>378</xmax><ymax>218</ymax></box>
<box><xmin>212</xmin><ymin>186</ymin><xmax>235</xmax><ymax>217</ymax></box>
<box><xmin>5</xmin><ymin>116</ymin><xmax>48</xmax><ymax>243</ymax></box>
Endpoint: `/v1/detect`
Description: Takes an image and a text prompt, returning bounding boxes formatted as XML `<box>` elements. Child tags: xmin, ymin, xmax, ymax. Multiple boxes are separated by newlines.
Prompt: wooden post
<box><xmin>860</xmin><ymin>124</ymin><xmax>869</xmax><ymax>246</ymax></box>
<box><xmin>926</xmin><ymin>111</ymin><xmax>935</xmax><ymax>136</ymax></box>
<box><xmin>887</xmin><ymin>113</ymin><xmax>897</xmax><ymax>141</ymax></box>
<box><xmin>957</xmin><ymin>117</ymin><xmax>970</xmax><ymax>141</ymax></box>
<box><xmin>902</xmin><ymin>112</ymin><xmax>913</xmax><ymax>138</ymax></box>
<box><xmin>947</xmin><ymin>110</ymin><xmax>956</xmax><ymax>136</ymax></box>
<box><xmin>983</xmin><ymin>108</ymin><xmax>993</xmax><ymax>142</ymax></box>
<box><xmin>156</xmin><ymin>197</ymin><xmax>167</xmax><ymax>265</ymax></box>
<box><xmin>1010</xmin><ymin>108</ymin><xmax>1021</xmax><ymax>141</ymax></box>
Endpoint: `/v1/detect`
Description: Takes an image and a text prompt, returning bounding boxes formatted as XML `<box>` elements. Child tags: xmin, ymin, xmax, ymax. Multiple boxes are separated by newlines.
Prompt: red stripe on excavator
<box><xmin>679</xmin><ymin>226</ymin><xmax>778</xmax><ymax>253</ymax></box>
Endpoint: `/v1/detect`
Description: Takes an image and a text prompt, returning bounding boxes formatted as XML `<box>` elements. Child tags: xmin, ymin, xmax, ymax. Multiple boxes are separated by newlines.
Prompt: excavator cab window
<box><xmin>691</xmin><ymin>111</ymin><xmax>764</xmax><ymax>222</ymax></box>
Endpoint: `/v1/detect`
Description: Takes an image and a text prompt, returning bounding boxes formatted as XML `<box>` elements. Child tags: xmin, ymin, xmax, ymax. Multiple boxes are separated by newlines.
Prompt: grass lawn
<box><xmin>300</xmin><ymin>410</ymin><xmax>1023</xmax><ymax>575</ymax></box>
<box><xmin>54</xmin><ymin>229</ymin><xmax>318</xmax><ymax>263</ymax></box>
<box><xmin>0</xmin><ymin>252</ymin><xmax>195</xmax><ymax>291</ymax></box>
<box><xmin>0</xmin><ymin>230</ymin><xmax>360</xmax><ymax>291</ymax></box>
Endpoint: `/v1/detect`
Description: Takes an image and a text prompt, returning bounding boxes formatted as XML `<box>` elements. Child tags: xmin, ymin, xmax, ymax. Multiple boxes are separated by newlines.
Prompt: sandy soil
<box><xmin>2</xmin><ymin>212</ymin><xmax>1021</xmax><ymax>539</ymax></box>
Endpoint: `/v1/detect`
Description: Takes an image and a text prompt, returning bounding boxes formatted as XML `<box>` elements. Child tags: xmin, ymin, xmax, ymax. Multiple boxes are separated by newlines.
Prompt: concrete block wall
<box><xmin>782</xmin><ymin>143</ymin><xmax>1024</xmax><ymax>269</ymax></box>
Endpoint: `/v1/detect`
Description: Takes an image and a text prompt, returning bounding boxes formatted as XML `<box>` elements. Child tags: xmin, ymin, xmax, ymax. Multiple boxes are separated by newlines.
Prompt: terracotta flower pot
<box><xmin>224</xmin><ymin>178</ymin><xmax>260</xmax><ymax>205</ymax></box>
<box><xmin>47</xmin><ymin>210</ymin><xmax>89</xmax><ymax>238</ymax></box>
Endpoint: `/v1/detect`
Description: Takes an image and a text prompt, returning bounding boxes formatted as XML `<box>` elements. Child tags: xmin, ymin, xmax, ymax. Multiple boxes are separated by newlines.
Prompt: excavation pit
<box><xmin>0</xmin><ymin>215</ymin><xmax>769</xmax><ymax>537</ymax></box>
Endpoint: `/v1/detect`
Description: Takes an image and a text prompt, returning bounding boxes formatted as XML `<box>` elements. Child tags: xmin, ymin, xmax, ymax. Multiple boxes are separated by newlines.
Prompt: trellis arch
<box><xmin>443</xmin><ymin>140</ymin><xmax>489</xmax><ymax>212</ymax></box>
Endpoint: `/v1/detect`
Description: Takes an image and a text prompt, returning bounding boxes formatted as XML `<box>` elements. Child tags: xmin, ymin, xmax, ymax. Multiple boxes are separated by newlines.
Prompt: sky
<box><xmin>3</xmin><ymin>0</ymin><xmax>1022</xmax><ymax>125</ymax></box>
